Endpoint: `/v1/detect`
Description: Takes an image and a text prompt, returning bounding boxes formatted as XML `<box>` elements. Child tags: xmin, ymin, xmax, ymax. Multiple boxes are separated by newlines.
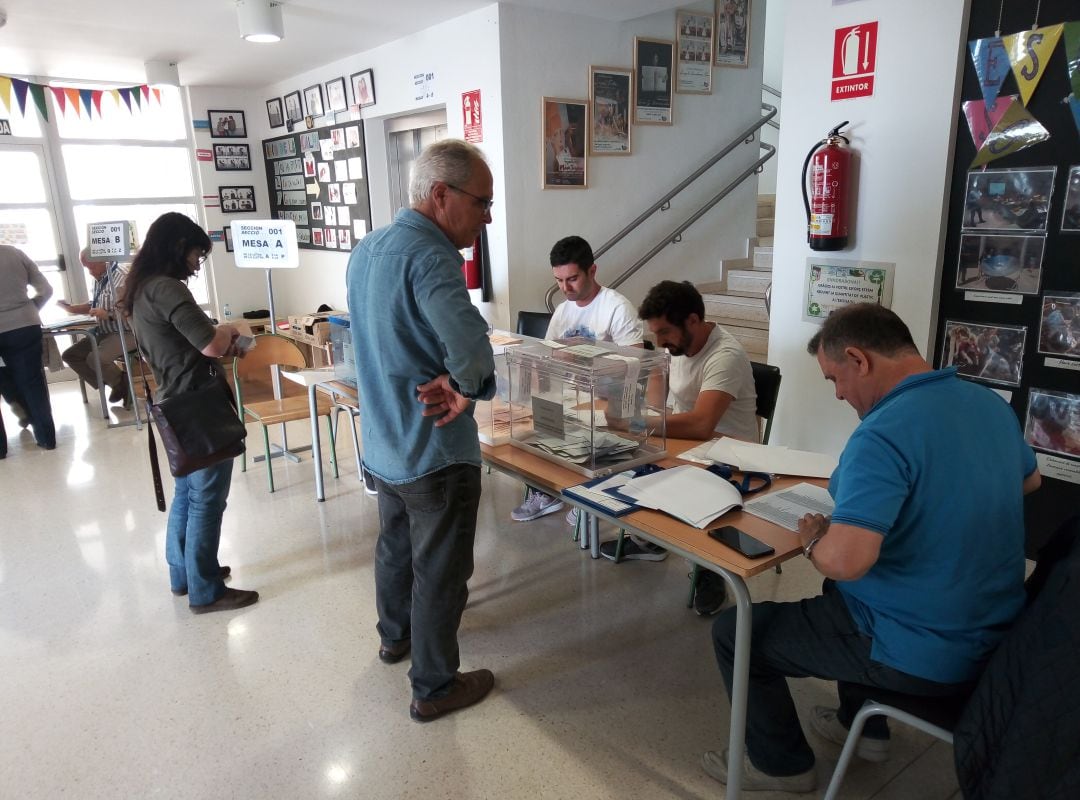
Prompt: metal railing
<box><xmin>545</xmin><ymin>102</ymin><xmax>778</xmax><ymax>310</ymax></box>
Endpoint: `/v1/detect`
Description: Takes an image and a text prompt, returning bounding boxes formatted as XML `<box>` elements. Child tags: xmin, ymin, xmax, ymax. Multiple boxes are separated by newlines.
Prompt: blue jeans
<box><xmin>166</xmin><ymin>459</ymin><xmax>234</xmax><ymax>605</ymax></box>
<box><xmin>0</xmin><ymin>325</ymin><xmax>55</xmax><ymax>450</ymax></box>
<box><xmin>373</xmin><ymin>463</ymin><xmax>482</xmax><ymax>700</ymax></box>
<box><xmin>712</xmin><ymin>580</ymin><xmax>968</xmax><ymax>776</ymax></box>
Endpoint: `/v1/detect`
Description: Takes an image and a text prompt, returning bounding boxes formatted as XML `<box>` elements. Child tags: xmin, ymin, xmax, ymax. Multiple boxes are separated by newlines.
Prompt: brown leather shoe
<box><xmin>189</xmin><ymin>587</ymin><xmax>259</xmax><ymax>614</ymax></box>
<box><xmin>409</xmin><ymin>669</ymin><xmax>495</xmax><ymax>722</ymax></box>
<box><xmin>172</xmin><ymin>566</ymin><xmax>232</xmax><ymax>596</ymax></box>
<box><xmin>378</xmin><ymin>639</ymin><xmax>411</xmax><ymax>664</ymax></box>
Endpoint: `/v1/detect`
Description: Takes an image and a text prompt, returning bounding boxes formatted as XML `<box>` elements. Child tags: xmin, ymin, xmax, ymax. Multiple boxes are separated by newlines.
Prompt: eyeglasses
<box><xmin>194</xmin><ymin>253</ymin><xmax>208</xmax><ymax>266</ymax></box>
<box><xmin>446</xmin><ymin>184</ymin><xmax>494</xmax><ymax>213</ymax></box>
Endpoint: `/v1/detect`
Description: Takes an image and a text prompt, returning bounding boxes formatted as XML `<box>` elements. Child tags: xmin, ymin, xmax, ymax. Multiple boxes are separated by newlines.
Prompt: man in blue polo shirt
<box><xmin>705</xmin><ymin>303</ymin><xmax>1040</xmax><ymax>793</ymax></box>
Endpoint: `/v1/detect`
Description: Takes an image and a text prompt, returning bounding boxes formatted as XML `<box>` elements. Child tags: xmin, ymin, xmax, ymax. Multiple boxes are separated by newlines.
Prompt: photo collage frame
<box><xmin>262</xmin><ymin>121</ymin><xmax>372</xmax><ymax>252</ymax></box>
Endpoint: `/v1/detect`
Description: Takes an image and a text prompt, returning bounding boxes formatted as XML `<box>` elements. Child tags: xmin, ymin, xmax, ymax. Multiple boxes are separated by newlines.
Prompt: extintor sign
<box><xmin>832</xmin><ymin>21</ymin><xmax>878</xmax><ymax>101</ymax></box>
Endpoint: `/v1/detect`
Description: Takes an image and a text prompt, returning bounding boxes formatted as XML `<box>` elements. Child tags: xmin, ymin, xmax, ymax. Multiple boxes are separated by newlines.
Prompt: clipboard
<box><xmin>561</xmin><ymin>463</ymin><xmax>665</xmax><ymax>517</ymax></box>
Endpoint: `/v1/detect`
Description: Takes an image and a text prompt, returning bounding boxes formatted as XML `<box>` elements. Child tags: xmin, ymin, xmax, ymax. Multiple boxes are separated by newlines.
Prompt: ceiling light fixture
<box><xmin>236</xmin><ymin>0</ymin><xmax>284</xmax><ymax>43</ymax></box>
<box><xmin>145</xmin><ymin>60</ymin><xmax>181</xmax><ymax>87</ymax></box>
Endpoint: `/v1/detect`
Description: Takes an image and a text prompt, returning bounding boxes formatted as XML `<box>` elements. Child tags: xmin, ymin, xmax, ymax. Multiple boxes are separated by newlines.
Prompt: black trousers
<box><xmin>0</xmin><ymin>325</ymin><xmax>55</xmax><ymax>452</ymax></box>
<box><xmin>373</xmin><ymin>463</ymin><xmax>482</xmax><ymax>700</ymax></box>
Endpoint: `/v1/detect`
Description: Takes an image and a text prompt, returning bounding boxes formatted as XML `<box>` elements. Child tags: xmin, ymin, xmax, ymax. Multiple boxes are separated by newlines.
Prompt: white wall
<box><xmin>758</xmin><ymin>0</ymin><xmax>788</xmax><ymax>195</ymax></box>
<box><xmin>767</xmin><ymin>0</ymin><xmax>971</xmax><ymax>453</ymax></box>
<box><xmin>498</xmin><ymin>1</ymin><xmax>766</xmax><ymax>320</ymax></box>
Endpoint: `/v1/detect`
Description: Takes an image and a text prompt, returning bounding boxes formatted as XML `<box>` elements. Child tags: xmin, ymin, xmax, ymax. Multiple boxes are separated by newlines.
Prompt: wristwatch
<box><xmin>803</xmin><ymin>536</ymin><xmax>822</xmax><ymax>560</ymax></box>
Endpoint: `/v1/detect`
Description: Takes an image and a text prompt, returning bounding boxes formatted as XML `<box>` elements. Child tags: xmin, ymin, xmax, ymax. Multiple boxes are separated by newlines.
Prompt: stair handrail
<box><xmin>544</xmin><ymin>102</ymin><xmax>777</xmax><ymax>311</ymax></box>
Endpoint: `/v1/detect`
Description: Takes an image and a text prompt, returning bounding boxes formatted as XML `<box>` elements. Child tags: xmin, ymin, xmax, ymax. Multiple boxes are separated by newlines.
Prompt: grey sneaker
<box><xmin>565</xmin><ymin>507</ymin><xmax>580</xmax><ymax>526</ymax></box>
<box><xmin>809</xmin><ymin>706</ymin><xmax>891</xmax><ymax>762</ymax></box>
<box><xmin>701</xmin><ymin>749</ymin><xmax>816</xmax><ymax>793</ymax></box>
<box><xmin>599</xmin><ymin>538</ymin><xmax>669</xmax><ymax>562</ymax></box>
<box><xmin>511</xmin><ymin>488</ymin><xmax>564</xmax><ymax>521</ymax></box>
<box><xmin>692</xmin><ymin>570</ymin><xmax>727</xmax><ymax>616</ymax></box>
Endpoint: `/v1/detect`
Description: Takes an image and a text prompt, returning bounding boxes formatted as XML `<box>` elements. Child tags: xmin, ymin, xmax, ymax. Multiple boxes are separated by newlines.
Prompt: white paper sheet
<box><xmin>704</xmin><ymin>440</ymin><xmax>838</xmax><ymax>478</ymax></box>
<box><xmin>743</xmin><ymin>483</ymin><xmax>836</xmax><ymax>531</ymax></box>
<box><xmin>618</xmin><ymin>465</ymin><xmax>744</xmax><ymax>528</ymax></box>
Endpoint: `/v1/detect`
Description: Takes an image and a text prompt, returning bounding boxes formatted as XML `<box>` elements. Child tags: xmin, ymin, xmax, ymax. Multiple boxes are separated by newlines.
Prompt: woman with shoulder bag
<box><xmin>123</xmin><ymin>213</ymin><xmax>258</xmax><ymax>614</ymax></box>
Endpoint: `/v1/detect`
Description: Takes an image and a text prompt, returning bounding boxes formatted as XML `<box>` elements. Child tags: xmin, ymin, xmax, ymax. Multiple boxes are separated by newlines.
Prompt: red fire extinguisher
<box><xmin>802</xmin><ymin>121</ymin><xmax>852</xmax><ymax>251</ymax></box>
<box><xmin>462</xmin><ymin>236</ymin><xmax>482</xmax><ymax>290</ymax></box>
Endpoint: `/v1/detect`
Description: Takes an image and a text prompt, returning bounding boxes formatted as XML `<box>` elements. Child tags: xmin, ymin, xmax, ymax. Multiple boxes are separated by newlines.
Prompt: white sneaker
<box><xmin>511</xmin><ymin>488</ymin><xmax>564</xmax><ymax>522</ymax></box>
<box><xmin>809</xmin><ymin>706</ymin><xmax>891</xmax><ymax>762</ymax></box>
<box><xmin>566</xmin><ymin>507</ymin><xmax>580</xmax><ymax>526</ymax></box>
<box><xmin>701</xmin><ymin>749</ymin><xmax>816</xmax><ymax>793</ymax></box>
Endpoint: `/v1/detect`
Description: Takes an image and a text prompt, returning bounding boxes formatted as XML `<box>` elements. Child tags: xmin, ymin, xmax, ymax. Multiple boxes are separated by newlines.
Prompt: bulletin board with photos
<box><xmin>261</xmin><ymin>121</ymin><xmax>372</xmax><ymax>252</ymax></box>
<box><xmin>934</xmin><ymin>0</ymin><xmax>1079</xmax><ymax>543</ymax></box>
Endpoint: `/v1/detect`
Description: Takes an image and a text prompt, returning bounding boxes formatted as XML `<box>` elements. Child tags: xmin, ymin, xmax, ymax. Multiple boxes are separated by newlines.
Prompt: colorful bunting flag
<box><xmin>152</xmin><ymin>88</ymin><xmax>161</xmax><ymax>105</ymax></box>
<box><xmin>12</xmin><ymin>78</ymin><xmax>30</xmax><ymax>115</ymax></box>
<box><xmin>1065</xmin><ymin>22</ymin><xmax>1080</xmax><ymax>98</ymax></box>
<box><xmin>969</xmin><ymin>36</ymin><xmax>1011</xmax><ymax>110</ymax></box>
<box><xmin>0</xmin><ymin>74</ymin><xmax>161</xmax><ymax>123</ymax></box>
<box><xmin>1002</xmin><ymin>24</ymin><xmax>1064</xmax><ymax>105</ymax></box>
<box><xmin>971</xmin><ymin>100</ymin><xmax>1050</xmax><ymax>167</ymax></box>
<box><xmin>0</xmin><ymin>76</ymin><xmax>11</xmax><ymax>111</ymax></box>
<box><xmin>51</xmin><ymin>86</ymin><xmax>67</xmax><ymax>115</ymax></box>
<box><xmin>91</xmin><ymin>90</ymin><xmax>104</xmax><ymax>117</ymax></box>
<box><xmin>78</xmin><ymin>88</ymin><xmax>94</xmax><ymax>118</ymax></box>
<box><xmin>963</xmin><ymin>95</ymin><xmax>1016</xmax><ymax>151</ymax></box>
<box><xmin>118</xmin><ymin>87</ymin><xmax>132</xmax><ymax>113</ymax></box>
<box><xmin>28</xmin><ymin>83</ymin><xmax>48</xmax><ymax>122</ymax></box>
<box><xmin>65</xmin><ymin>87</ymin><xmax>81</xmax><ymax>117</ymax></box>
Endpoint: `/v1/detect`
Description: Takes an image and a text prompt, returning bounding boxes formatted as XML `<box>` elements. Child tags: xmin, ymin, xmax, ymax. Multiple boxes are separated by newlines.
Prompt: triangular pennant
<box><xmin>51</xmin><ymin>86</ymin><xmax>67</xmax><ymax>115</ymax></box>
<box><xmin>91</xmin><ymin>90</ymin><xmax>104</xmax><ymax>117</ymax></box>
<box><xmin>65</xmin><ymin>87</ymin><xmax>81</xmax><ymax>117</ymax></box>
<box><xmin>28</xmin><ymin>83</ymin><xmax>48</xmax><ymax>122</ymax></box>
<box><xmin>1065</xmin><ymin>21</ymin><xmax>1080</xmax><ymax>98</ymax></box>
<box><xmin>131</xmin><ymin>86</ymin><xmax>141</xmax><ymax>110</ymax></box>
<box><xmin>1002</xmin><ymin>24</ymin><xmax>1064</xmax><ymax>105</ymax></box>
<box><xmin>969</xmin><ymin>36</ymin><xmax>1011</xmax><ymax>110</ymax></box>
<box><xmin>971</xmin><ymin>100</ymin><xmax>1050</xmax><ymax>167</ymax></box>
<box><xmin>962</xmin><ymin>95</ymin><xmax>1016</xmax><ymax>151</ymax></box>
<box><xmin>79</xmin><ymin>88</ymin><xmax>94</xmax><ymax>118</ymax></box>
<box><xmin>11</xmin><ymin>78</ymin><xmax>29</xmax><ymax>116</ymax></box>
<box><xmin>118</xmin><ymin>87</ymin><xmax>133</xmax><ymax>113</ymax></box>
<box><xmin>1070</xmin><ymin>96</ymin><xmax>1080</xmax><ymax>139</ymax></box>
<box><xmin>0</xmin><ymin>76</ymin><xmax>11</xmax><ymax>112</ymax></box>
<box><xmin>140</xmin><ymin>84</ymin><xmax>150</xmax><ymax>103</ymax></box>
<box><xmin>109</xmin><ymin>89</ymin><xmax>120</xmax><ymax>108</ymax></box>
<box><xmin>152</xmin><ymin>87</ymin><xmax>161</xmax><ymax>105</ymax></box>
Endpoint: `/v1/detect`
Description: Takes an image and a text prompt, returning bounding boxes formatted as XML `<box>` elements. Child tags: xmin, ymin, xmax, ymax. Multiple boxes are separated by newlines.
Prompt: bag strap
<box><xmin>125</xmin><ymin>311</ymin><xmax>167</xmax><ymax>512</ymax></box>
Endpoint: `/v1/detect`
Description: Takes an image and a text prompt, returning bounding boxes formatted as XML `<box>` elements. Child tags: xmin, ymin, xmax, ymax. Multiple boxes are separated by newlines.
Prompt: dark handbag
<box><xmin>148</xmin><ymin>373</ymin><xmax>247</xmax><ymax>479</ymax></box>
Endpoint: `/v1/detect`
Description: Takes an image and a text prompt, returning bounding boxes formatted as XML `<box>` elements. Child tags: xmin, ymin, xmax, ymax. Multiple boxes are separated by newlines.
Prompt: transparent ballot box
<box><xmin>504</xmin><ymin>337</ymin><xmax>669</xmax><ymax>477</ymax></box>
<box><xmin>475</xmin><ymin>329</ymin><xmax>539</xmax><ymax>446</ymax></box>
<box><xmin>328</xmin><ymin>314</ymin><xmax>355</xmax><ymax>385</ymax></box>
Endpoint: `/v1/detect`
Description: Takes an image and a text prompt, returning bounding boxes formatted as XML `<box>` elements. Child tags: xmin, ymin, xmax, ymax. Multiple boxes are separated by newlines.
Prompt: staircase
<box><xmin>697</xmin><ymin>194</ymin><xmax>774</xmax><ymax>362</ymax></box>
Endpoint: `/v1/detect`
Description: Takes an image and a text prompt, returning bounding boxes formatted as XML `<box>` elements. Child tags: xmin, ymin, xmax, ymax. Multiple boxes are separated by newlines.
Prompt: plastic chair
<box><xmin>233</xmin><ymin>333</ymin><xmax>337</xmax><ymax>493</ymax></box>
<box><xmin>516</xmin><ymin>310</ymin><xmax>552</xmax><ymax>339</ymax></box>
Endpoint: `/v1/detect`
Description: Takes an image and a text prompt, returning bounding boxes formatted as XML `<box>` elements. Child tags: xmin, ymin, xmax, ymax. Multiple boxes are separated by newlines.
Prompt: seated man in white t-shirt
<box><xmin>600</xmin><ymin>280</ymin><xmax>758</xmax><ymax>616</ymax></box>
<box><xmin>511</xmin><ymin>235</ymin><xmax>644</xmax><ymax>523</ymax></box>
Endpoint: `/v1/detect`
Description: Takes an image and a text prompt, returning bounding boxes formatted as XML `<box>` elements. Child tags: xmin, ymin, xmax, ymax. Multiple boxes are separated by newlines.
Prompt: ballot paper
<box><xmin>743</xmin><ymin>483</ymin><xmax>835</xmax><ymax>531</ymax></box>
<box><xmin>705</xmin><ymin>440</ymin><xmax>838</xmax><ymax>478</ymax></box>
<box><xmin>617</xmin><ymin>464</ymin><xmax>745</xmax><ymax>528</ymax></box>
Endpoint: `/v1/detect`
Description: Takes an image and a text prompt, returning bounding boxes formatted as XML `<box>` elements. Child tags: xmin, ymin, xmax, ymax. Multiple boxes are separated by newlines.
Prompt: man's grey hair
<box><xmin>409</xmin><ymin>139</ymin><xmax>487</xmax><ymax>205</ymax></box>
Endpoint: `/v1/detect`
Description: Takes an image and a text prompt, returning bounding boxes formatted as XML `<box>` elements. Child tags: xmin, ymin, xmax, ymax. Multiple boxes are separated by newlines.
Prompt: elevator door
<box><xmin>387</xmin><ymin>111</ymin><xmax>448</xmax><ymax>215</ymax></box>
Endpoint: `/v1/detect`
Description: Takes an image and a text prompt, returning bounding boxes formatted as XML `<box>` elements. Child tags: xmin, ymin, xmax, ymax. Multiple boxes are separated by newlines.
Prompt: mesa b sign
<box><xmin>87</xmin><ymin>221</ymin><xmax>135</xmax><ymax>260</ymax></box>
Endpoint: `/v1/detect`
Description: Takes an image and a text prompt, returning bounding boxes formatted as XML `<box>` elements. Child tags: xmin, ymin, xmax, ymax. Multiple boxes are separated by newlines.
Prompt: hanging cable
<box><xmin>995</xmin><ymin>0</ymin><xmax>1005</xmax><ymax>36</ymax></box>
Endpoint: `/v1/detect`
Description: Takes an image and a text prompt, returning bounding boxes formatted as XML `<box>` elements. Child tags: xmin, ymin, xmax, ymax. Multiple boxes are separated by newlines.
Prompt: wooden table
<box><xmin>482</xmin><ymin>439</ymin><xmax>818</xmax><ymax>799</ymax></box>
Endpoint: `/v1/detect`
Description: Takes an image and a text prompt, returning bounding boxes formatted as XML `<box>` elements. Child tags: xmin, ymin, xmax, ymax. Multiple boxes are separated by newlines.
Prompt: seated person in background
<box><xmin>58</xmin><ymin>249</ymin><xmax>130</xmax><ymax>405</ymax></box>
<box><xmin>705</xmin><ymin>303</ymin><xmax>1040</xmax><ymax>793</ymax></box>
<box><xmin>512</xmin><ymin>235</ymin><xmax>643</xmax><ymax>523</ymax></box>
<box><xmin>600</xmin><ymin>280</ymin><xmax>758</xmax><ymax>617</ymax></box>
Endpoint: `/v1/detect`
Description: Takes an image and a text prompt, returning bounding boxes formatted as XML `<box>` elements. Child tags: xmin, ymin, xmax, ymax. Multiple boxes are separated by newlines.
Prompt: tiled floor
<box><xmin>0</xmin><ymin>384</ymin><xmax>962</xmax><ymax>798</ymax></box>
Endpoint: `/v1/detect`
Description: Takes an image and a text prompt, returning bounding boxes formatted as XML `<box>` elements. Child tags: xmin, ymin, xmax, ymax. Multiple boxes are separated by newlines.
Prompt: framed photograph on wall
<box><xmin>1037</xmin><ymin>293</ymin><xmax>1080</xmax><ymax>359</ymax></box>
<box><xmin>208</xmin><ymin>109</ymin><xmax>246</xmax><ymax>138</ymax></box>
<box><xmin>219</xmin><ymin>185</ymin><xmax>256</xmax><ymax>213</ymax></box>
<box><xmin>542</xmin><ymin>97</ymin><xmax>588</xmax><ymax>189</ymax></box>
<box><xmin>284</xmin><ymin>91</ymin><xmax>303</xmax><ymax>123</ymax></box>
<box><xmin>304</xmin><ymin>83</ymin><xmax>325</xmax><ymax>118</ymax></box>
<box><xmin>589</xmin><ymin>66</ymin><xmax>632</xmax><ymax>155</ymax></box>
<box><xmin>676</xmin><ymin>9</ymin><xmax>715</xmax><ymax>93</ymax></box>
<box><xmin>940</xmin><ymin>320</ymin><xmax>1026</xmax><ymax>387</ymax></box>
<box><xmin>954</xmin><ymin>233</ymin><xmax>1045</xmax><ymax>294</ymax></box>
<box><xmin>962</xmin><ymin>166</ymin><xmax>1056</xmax><ymax>232</ymax></box>
<box><xmin>715</xmin><ymin>0</ymin><xmax>751</xmax><ymax>68</ymax></box>
<box><xmin>1024</xmin><ymin>388</ymin><xmax>1080</xmax><ymax>459</ymax></box>
<box><xmin>634</xmin><ymin>37</ymin><xmax>674</xmax><ymax>125</ymax></box>
<box><xmin>351</xmin><ymin>69</ymin><xmax>376</xmax><ymax>108</ymax></box>
<box><xmin>266</xmin><ymin>98</ymin><xmax>284</xmax><ymax>129</ymax></box>
<box><xmin>325</xmin><ymin>77</ymin><xmax>348</xmax><ymax>112</ymax></box>
<box><xmin>223</xmin><ymin>226</ymin><xmax>234</xmax><ymax>252</ymax></box>
<box><xmin>213</xmin><ymin>144</ymin><xmax>251</xmax><ymax>171</ymax></box>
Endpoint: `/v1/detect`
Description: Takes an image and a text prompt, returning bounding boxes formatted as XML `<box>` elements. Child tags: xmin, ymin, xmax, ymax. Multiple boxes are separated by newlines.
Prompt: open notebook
<box><xmin>616</xmin><ymin>464</ymin><xmax>744</xmax><ymax>529</ymax></box>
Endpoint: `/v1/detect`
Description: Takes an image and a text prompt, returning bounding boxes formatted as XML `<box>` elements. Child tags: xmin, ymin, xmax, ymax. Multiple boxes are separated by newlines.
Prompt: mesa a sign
<box><xmin>0</xmin><ymin>119</ymin><xmax>12</xmax><ymax>136</ymax></box>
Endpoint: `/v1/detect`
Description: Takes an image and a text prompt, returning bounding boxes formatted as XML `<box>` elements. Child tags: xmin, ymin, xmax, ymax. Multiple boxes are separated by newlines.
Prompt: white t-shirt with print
<box><xmin>668</xmin><ymin>324</ymin><xmax>758</xmax><ymax>441</ymax></box>
<box><xmin>546</xmin><ymin>286</ymin><xmax>643</xmax><ymax>345</ymax></box>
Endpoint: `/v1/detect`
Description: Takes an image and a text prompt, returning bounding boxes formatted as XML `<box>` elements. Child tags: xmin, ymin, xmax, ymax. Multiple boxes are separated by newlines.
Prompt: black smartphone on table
<box><xmin>708</xmin><ymin>525</ymin><xmax>775</xmax><ymax>558</ymax></box>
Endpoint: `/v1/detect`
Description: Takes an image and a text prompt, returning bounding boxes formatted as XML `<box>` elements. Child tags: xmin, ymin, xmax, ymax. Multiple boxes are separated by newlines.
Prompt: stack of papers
<box><xmin>705</xmin><ymin>440</ymin><xmax>838</xmax><ymax>478</ymax></box>
<box><xmin>525</xmin><ymin>431</ymin><xmax>639</xmax><ymax>465</ymax></box>
<box><xmin>743</xmin><ymin>483</ymin><xmax>835</xmax><ymax>531</ymax></box>
<box><xmin>616</xmin><ymin>464</ymin><xmax>744</xmax><ymax>528</ymax></box>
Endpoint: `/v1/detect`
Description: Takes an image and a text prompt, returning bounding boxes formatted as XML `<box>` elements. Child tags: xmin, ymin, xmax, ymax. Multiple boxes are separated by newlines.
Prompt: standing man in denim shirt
<box><xmin>346</xmin><ymin>139</ymin><xmax>497</xmax><ymax>723</ymax></box>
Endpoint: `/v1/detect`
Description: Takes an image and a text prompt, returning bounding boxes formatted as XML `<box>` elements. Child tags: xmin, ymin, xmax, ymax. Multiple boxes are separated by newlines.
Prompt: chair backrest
<box><xmin>516</xmin><ymin>310</ymin><xmax>552</xmax><ymax>339</ymax></box>
<box><xmin>233</xmin><ymin>333</ymin><xmax>308</xmax><ymax>405</ymax></box>
<box><xmin>750</xmin><ymin>361</ymin><xmax>781</xmax><ymax>444</ymax></box>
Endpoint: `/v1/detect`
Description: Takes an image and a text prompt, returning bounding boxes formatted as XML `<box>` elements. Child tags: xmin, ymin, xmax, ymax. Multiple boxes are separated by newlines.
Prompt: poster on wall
<box><xmin>802</xmin><ymin>258</ymin><xmax>893</xmax><ymax>323</ymax></box>
<box><xmin>676</xmin><ymin>10</ymin><xmax>714</xmax><ymax>93</ymax></box>
<box><xmin>714</xmin><ymin>0</ymin><xmax>750</xmax><ymax>67</ymax></box>
<box><xmin>1025</xmin><ymin>388</ymin><xmax>1080</xmax><ymax>460</ymax></box>
<box><xmin>1038</xmin><ymin>293</ymin><xmax>1080</xmax><ymax>359</ymax></box>
<box><xmin>589</xmin><ymin>67</ymin><xmax>632</xmax><ymax>155</ymax></box>
<box><xmin>542</xmin><ymin>97</ymin><xmax>588</xmax><ymax>189</ymax></box>
<box><xmin>634</xmin><ymin>37</ymin><xmax>674</xmax><ymax>124</ymax></box>
<box><xmin>1062</xmin><ymin>166</ymin><xmax>1080</xmax><ymax>231</ymax></box>
<box><xmin>955</xmin><ymin>233</ymin><xmax>1045</xmax><ymax>294</ymax></box>
<box><xmin>940</xmin><ymin>320</ymin><xmax>1026</xmax><ymax>386</ymax></box>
